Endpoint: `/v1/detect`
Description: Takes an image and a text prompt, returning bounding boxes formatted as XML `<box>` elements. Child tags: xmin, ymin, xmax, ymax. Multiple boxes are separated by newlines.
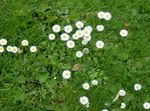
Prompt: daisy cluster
<box><xmin>0</xmin><ymin>39</ymin><xmax>37</xmax><ymax>53</ymax></box>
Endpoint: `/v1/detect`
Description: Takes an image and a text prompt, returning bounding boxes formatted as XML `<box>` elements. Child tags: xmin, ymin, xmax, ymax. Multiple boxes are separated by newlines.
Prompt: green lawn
<box><xmin>0</xmin><ymin>0</ymin><xmax>150</xmax><ymax>111</ymax></box>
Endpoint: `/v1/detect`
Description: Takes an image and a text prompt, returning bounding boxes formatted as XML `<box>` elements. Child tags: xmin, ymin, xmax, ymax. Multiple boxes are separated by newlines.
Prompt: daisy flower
<box><xmin>75</xmin><ymin>30</ymin><xmax>83</xmax><ymax>38</ymax></box>
<box><xmin>104</xmin><ymin>12</ymin><xmax>112</xmax><ymax>21</ymax></box>
<box><xmin>66</xmin><ymin>40</ymin><xmax>75</xmax><ymax>48</ymax></box>
<box><xmin>64</xmin><ymin>25</ymin><xmax>73</xmax><ymax>33</ymax></box>
<box><xmin>96</xmin><ymin>25</ymin><xmax>104</xmax><ymax>32</ymax></box>
<box><xmin>118</xmin><ymin>89</ymin><xmax>126</xmax><ymax>97</ymax></box>
<box><xmin>0</xmin><ymin>38</ymin><xmax>7</xmax><ymax>46</ymax></box>
<box><xmin>52</xmin><ymin>24</ymin><xmax>61</xmax><ymax>33</ymax></box>
<box><xmin>120</xmin><ymin>103</ymin><xmax>126</xmax><ymax>109</ymax></box>
<box><xmin>96</xmin><ymin>40</ymin><xmax>104</xmax><ymax>48</ymax></box>
<box><xmin>76</xmin><ymin>51</ymin><xmax>83</xmax><ymax>58</ymax></box>
<box><xmin>48</xmin><ymin>34</ymin><xmax>56</xmax><ymax>40</ymax></box>
<box><xmin>102</xmin><ymin>109</ymin><xmax>109</xmax><ymax>111</ymax></box>
<box><xmin>72</xmin><ymin>33</ymin><xmax>79</xmax><ymax>40</ymax></box>
<box><xmin>82</xmin><ymin>40</ymin><xmax>88</xmax><ymax>45</ymax></box>
<box><xmin>62</xmin><ymin>70</ymin><xmax>71</xmax><ymax>79</ymax></box>
<box><xmin>75</xmin><ymin>21</ymin><xmax>84</xmax><ymax>29</ymax></box>
<box><xmin>82</xmin><ymin>83</ymin><xmax>90</xmax><ymax>90</ymax></box>
<box><xmin>79</xmin><ymin>96</ymin><xmax>89</xmax><ymax>105</ymax></box>
<box><xmin>83</xmin><ymin>36</ymin><xmax>91</xmax><ymax>42</ymax></box>
<box><xmin>0</xmin><ymin>46</ymin><xmax>4</xmax><ymax>52</ymax></box>
<box><xmin>143</xmin><ymin>102</ymin><xmax>150</xmax><ymax>110</ymax></box>
<box><xmin>60</xmin><ymin>33</ymin><xmax>70</xmax><ymax>41</ymax></box>
<box><xmin>98</xmin><ymin>11</ymin><xmax>105</xmax><ymax>19</ymax></box>
<box><xmin>30</xmin><ymin>46</ymin><xmax>37</xmax><ymax>53</ymax></box>
<box><xmin>84</xmin><ymin>26</ymin><xmax>93</xmax><ymax>32</ymax></box>
<box><xmin>6</xmin><ymin>46</ymin><xmax>12</xmax><ymax>52</ymax></box>
<box><xmin>12</xmin><ymin>46</ymin><xmax>18</xmax><ymax>53</ymax></box>
<box><xmin>21</xmin><ymin>40</ymin><xmax>29</xmax><ymax>46</ymax></box>
<box><xmin>134</xmin><ymin>83</ymin><xmax>142</xmax><ymax>91</ymax></box>
<box><xmin>120</xmin><ymin>29</ymin><xmax>128</xmax><ymax>37</ymax></box>
<box><xmin>91</xmin><ymin>80</ymin><xmax>98</xmax><ymax>86</ymax></box>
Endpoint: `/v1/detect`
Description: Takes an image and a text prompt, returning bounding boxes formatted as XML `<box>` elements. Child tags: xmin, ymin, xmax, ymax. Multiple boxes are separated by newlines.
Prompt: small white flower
<box><xmin>120</xmin><ymin>29</ymin><xmax>128</xmax><ymax>37</ymax></box>
<box><xmin>12</xmin><ymin>46</ymin><xmax>18</xmax><ymax>53</ymax></box>
<box><xmin>0</xmin><ymin>46</ymin><xmax>4</xmax><ymax>52</ymax></box>
<box><xmin>91</xmin><ymin>80</ymin><xmax>98</xmax><ymax>86</ymax></box>
<box><xmin>118</xmin><ymin>89</ymin><xmax>126</xmax><ymax>97</ymax></box>
<box><xmin>75</xmin><ymin>21</ymin><xmax>84</xmax><ymax>29</ymax></box>
<box><xmin>0</xmin><ymin>39</ymin><xmax>7</xmax><ymax>46</ymax></box>
<box><xmin>98</xmin><ymin>11</ymin><xmax>105</xmax><ymax>19</ymax></box>
<box><xmin>6</xmin><ymin>46</ymin><xmax>12</xmax><ymax>52</ymax></box>
<box><xmin>21</xmin><ymin>40</ymin><xmax>29</xmax><ymax>46</ymax></box>
<box><xmin>143</xmin><ymin>102</ymin><xmax>150</xmax><ymax>110</ymax></box>
<box><xmin>134</xmin><ymin>83</ymin><xmax>142</xmax><ymax>91</ymax></box>
<box><xmin>64</xmin><ymin>25</ymin><xmax>73</xmax><ymax>33</ymax></box>
<box><xmin>66</xmin><ymin>40</ymin><xmax>75</xmax><ymax>48</ymax></box>
<box><xmin>72</xmin><ymin>33</ymin><xmax>79</xmax><ymax>40</ymax></box>
<box><xmin>75</xmin><ymin>30</ymin><xmax>83</xmax><ymax>38</ymax></box>
<box><xmin>48</xmin><ymin>34</ymin><xmax>55</xmax><ymax>40</ymax></box>
<box><xmin>60</xmin><ymin>33</ymin><xmax>70</xmax><ymax>41</ymax></box>
<box><xmin>96</xmin><ymin>40</ymin><xmax>104</xmax><ymax>48</ymax></box>
<box><xmin>83</xmin><ymin>30</ymin><xmax>91</xmax><ymax>37</ymax></box>
<box><xmin>83</xmin><ymin>36</ymin><xmax>91</xmax><ymax>42</ymax></box>
<box><xmin>52</xmin><ymin>24</ymin><xmax>61</xmax><ymax>33</ymax></box>
<box><xmin>82</xmin><ymin>40</ymin><xmax>88</xmax><ymax>45</ymax></box>
<box><xmin>102</xmin><ymin>109</ymin><xmax>109</xmax><ymax>111</ymax></box>
<box><xmin>104</xmin><ymin>12</ymin><xmax>112</xmax><ymax>21</ymax></box>
<box><xmin>30</xmin><ymin>46</ymin><xmax>37</xmax><ymax>53</ymax></box>
<box><xmin>76</xmin><ymin>51</ymin><xmax>83</xmax><ymax>58</ymax></box>
<box><xmin>85</xmin><ymin>102</ymin><xmax>90</xmax><ymax>108</ymax></box>
<box><xmin>120</xmin><ymin>103</ymin><xmax>126</xmax><ymax>109</ymax></box>
<box><xmin>79</xmin><ymin>96</ymin><xmax>89</xmax><ymax>105</ymax></box>
<box><xmin>84</xmin><ymin>26</ymin><xmax>93</xmax><ymax>32</ymax></box>
<box><xmin>96</xmin><ymin>25</ymin><xmax>104</xmax><ymax>32</ymax></box>
<box><xmin>83</xmin><ymin>48</ymin><xmax>89</xmax><ymax>54</ymax></box>
<box><xmin>82</xmin><ymin>83</ymin><xmax>90</xmax><ymax>90</ymax></box>
<box><xmin>62</xmin><ymin>70</ymin><xmax>71</xmax><ymax>79</ymax></box>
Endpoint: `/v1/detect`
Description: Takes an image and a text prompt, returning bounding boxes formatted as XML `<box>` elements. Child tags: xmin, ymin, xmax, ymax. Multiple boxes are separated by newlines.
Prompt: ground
<box><xmin>0</xmin><ymin>0</ymin><xmax>150</xmax><ymax>111</ymax></box>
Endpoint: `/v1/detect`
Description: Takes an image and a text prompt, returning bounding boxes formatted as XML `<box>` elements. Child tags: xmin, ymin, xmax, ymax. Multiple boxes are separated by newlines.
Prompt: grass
<box><xmin>0</xmin><ymin>0</ymin><xmax>150</xmax><ymax>111</ymax></box>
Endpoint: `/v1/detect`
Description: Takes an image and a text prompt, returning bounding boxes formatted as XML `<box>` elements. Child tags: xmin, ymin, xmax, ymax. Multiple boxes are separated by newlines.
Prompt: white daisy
<box><xmin>79</xmin><ymin>96</ymin><xmax>89</xmax><ymax>105</ymax></box>
<box><xmin>98</xmin><ymin>11</ymin><xmax>105</xmax><ymax>19</ymax></box>
<box><xmin>82</xmin><ymin>40</ymin><xmax>88</xmax><ymax>45</ymax></box>
<box><xmin>52</xmin><ymin>24</ymin><xmax>61</xmax><ymax>33</ymax></box>
<box><xmin>12</xmin><ymin>46</ymin><xmax>18</xmax><ymax>53</ymax></box>
<box><xmin>72</xmin><ymin>33</ymin><xmax>79</xmax><ymax>40</ymax></box>
<box><xmin>84</xmin><ymin>26</ymin><xmax>93</xmax><ymax>32</ymax></box>
<box><xmin>60</xmin><ymin>33</ymin><xmax>70</xmax><ymax>41</ymax></box>
<box><xmin>91</xmin><ymin>80</ymin><xmax>98</xmax><ymax>86</ymax></box>
<box><xmin>6</xmin><ymin>46</ymin><xmax>12</xmax><ymax>52</ymax></box>
<box><xmin>0</xmin><ymin>46</ymin><xmax>4</xmax><ymax>52</ymax></box>
<box><xmin>104</xmin><ymin>12</ymin><xmax>112</xmax><ymax>21</ymax></box>
<box><xmin>134</xmin><ymin>83</ymin><xmax>142</xmax><ymax>91</ymax></box>
<box><xmin>120</xmin><ymin>29</ymin><xmax>128</xmax><ymax>37</ymax></box>
<box><xmin>62</xmin><ymin>70</ymin><xmax>71</xmax><ymax>79</ymax></box>
<box><xmin>30</xmin><ymin>46</ymin><xmax>37</xmax><ymax>53</ymax></box>
<box><xmin>96</xmin><ymin>25</ymin><xmax>104</xmax><ymax>32</ymax></box>
<box><xmin>102</xmin><ymin>109</ymin><xmax>109</xmax><ymax>111</ymax></box>
<box><xmin>120</xmin><ymin>103</ymin><xmax>126</xmax><ymax>109</ymax></box>
<box><xmin>21</xmin><ymin>40</ymin><xmax>29</xmax><ymax>46</ymax></box>
<box><xmin>0</xmin><ymin>38</ymin><xmax>7</xmax><ymax>46</ymax></box>
<box><xmin>82</xmin><ymin>82</ymin><xmax>90</xmax><ymax>90</ymax></box>
<box><xmin>143</xmin><ymin>102</ymin><xmax>150</xmax><ymax>110</ymax></box>
<box><xmin>49</xmin><ymin>34</ymin><xmax>55</xmax><ymax>40</ymax></box>
<box><xmin>83</xmin><ymin>48</ymin><xmax>89</xmax><ymax>54</ymax></box>
<box><xmin>75</xmin><ymin>21</ymin><xmax>84</xmax><ymax>29</ymax></box>
<box><xmin>64</xmin><ymin>25</ymin><xmax>73</xmax><ymax>33</ymax></box>
<box><xmin>96</xmin><ymin>40</ymin><xmax>104</xmax><ymax>48</ymax></box>
<box><xmin>83</xmin><ymin>36</ymin><xmax>91</xmax><ymax>42</ymax></box>
<box><xmin>75</xmin><ymin>30</ymin><xmax>83</xmax><ymax>38</ymax></box>
<box><xmin>118</xmin><ymin>89</ymin><xmax>126</xmax><ymax>97</ymax></box>
<box><xmin>66</xmin><ymin>40</ymin><xmax>75</xmax><ymax>48</ymax></box>
<box><xmin>76</xmin><ymin>51</ymin><xmax>83</xmax><ymax>58</ymax></box>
